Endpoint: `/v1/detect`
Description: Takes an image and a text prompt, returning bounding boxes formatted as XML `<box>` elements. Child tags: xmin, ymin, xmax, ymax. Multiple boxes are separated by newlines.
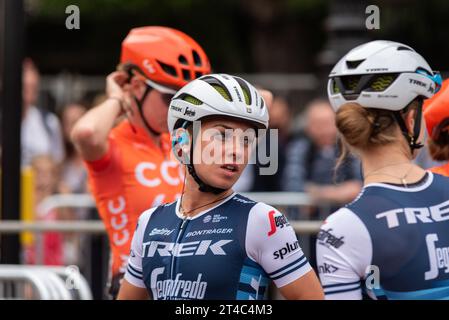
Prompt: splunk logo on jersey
<box><xmin>151</xmin><ymin>267</ymin><xmax>207</xmax><ymax>300</ymax></box>
<box><xmin>425</xmin><ymin>234</ymin><xmax>449</xmax><ymax>280</ymax></box>
<box><xmin>318</xmin><ymin>263</ymin><xmax>339</xmax><ymax>274</ymax></box>
<box><xmin>273</xmin><ymin>241</ymin><xmax>300</xmax><ymax>259</ymax></box>
<box><xmin>267</xmin><ymin>210</ymin><xmax>290</xmax><ymax>236</ymax></box>
<box><xmin>143</xmin><ymin>239</ymin><xmax>233</xmax><ymax>257</ymax></box>
<box><xmin>376</xmin><ymin>200</ymin><xmax>449</xmax><ymax>229</ymax></box>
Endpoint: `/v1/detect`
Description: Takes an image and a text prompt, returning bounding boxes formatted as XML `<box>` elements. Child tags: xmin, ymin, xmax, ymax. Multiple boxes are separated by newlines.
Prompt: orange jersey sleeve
<box><xmin>85</xmin><ymin>121</ymin><xmax>183</xmax><ymax>277</ymax></box>
<box><xmin>429</xmin><ymin>163</ymin><xmax>449</xmax><ymax>178</ymax></box>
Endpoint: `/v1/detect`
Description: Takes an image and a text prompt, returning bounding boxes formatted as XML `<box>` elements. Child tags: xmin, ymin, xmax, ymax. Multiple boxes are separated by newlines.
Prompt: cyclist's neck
<box><xmin>179</xmin><ymin>175</ymin><xmax>234</xmax><ymax>218</ymax></box>
<box><xmin>361</xmin><ymin>144</ymin><xmax>426</xmax><ymax>186</ymax></box>
<box><xmin>130</xmin><ymin>121</ymin><xmax>162</xmax><ymax>147</ymax></box>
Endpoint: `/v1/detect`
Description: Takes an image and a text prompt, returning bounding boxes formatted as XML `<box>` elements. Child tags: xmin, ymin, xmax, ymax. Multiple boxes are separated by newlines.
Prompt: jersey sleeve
<box><xmin>123</xmin><ymin>208</ymin><xmax>156</xmax><ymax>288</ymax></box>
<box><xmin>245</xmin><ymin>202</ymin><xmax>313</xmax><ymax>288</ymax></box>
<box><xmin>84</xmin><ymin>136</ymin><xmax>118</xmax><ymax>173</ymax></box>
<box><xmin>316</xmin><ymin>208</ymin><xmax>372</xmax><ymax>300</ymax></box>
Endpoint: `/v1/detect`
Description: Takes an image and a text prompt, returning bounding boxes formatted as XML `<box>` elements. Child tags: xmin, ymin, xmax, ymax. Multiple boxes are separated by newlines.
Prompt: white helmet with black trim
<box><xmin>168</xmin><ymin>73</ymin><xmax>269</xmax><ymax>135</ymax></box>
<box><xmin>327</xmin><ymin>40</ymin><xmax>442</xmax><ymax>112</ymax></box>
<box><xmin>168</xmin><ymin>73</ymin><xmax>269</xmax><ymax>194</ymax></box>
<box><xmin>327</xmin><ymin>40</ymin><xmax>442</xmax><ymax>153</ymax></box>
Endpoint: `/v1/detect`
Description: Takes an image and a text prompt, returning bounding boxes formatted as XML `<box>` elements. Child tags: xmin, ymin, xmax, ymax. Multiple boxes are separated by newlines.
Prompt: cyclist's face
<box><xmin>141</xmin><ymin>89</ymin><xmax>173</xmax><ymax>133</ymax></box>
<box><xmin>128</xmin><ymin>81</ymin><xmax>174</xmax><ymax>134</ymax></box>
<box><xmin>191</xmin><ymin>118</ymin><xmax>257</xmax><ymax>190</ymax></box>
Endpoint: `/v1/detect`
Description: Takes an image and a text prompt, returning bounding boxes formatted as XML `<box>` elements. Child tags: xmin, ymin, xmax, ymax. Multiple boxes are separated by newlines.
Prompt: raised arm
<box><xmin>71</xmin><ymin>71</ymin><xmax>128</xmax><ymax>161</ymax></box>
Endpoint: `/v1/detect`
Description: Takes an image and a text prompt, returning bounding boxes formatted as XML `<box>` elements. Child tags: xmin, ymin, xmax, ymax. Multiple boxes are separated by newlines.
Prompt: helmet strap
<box><xmin>133</xmin><ymin>86</ymin><xmax>161</xmax><ymax>136</ymax></box>
<box><xmin>393</xmin><ymin>100</ymin><xmax>424</xmax><ymax>154</ymax></box>
<box><xmin>178</xmin><ymin>120</ymin><xmax>227</xmax><ymax>195</ymax></box>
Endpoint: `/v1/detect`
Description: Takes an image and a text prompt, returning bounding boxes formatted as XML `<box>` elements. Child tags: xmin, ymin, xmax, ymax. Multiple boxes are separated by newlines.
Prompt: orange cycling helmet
<box><xmin>120</xmin><ymin>26</ymin><xmax>211</xmax><ymax>90</ymax></box>
<box><xmin>424</xmin><ymin>79</ymin><xmax>449</xmax><ymax>140</ymax></box>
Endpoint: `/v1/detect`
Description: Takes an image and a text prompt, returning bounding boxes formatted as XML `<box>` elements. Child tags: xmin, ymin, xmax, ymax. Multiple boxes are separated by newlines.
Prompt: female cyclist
<box><xmin>117</xmin><ymin>74</ymin><xmax>324</xmax><ymax>300</ymax></box>
<box><xmin>316</xmin><ymin>40</ymin><xmax>449</xmax><ymax>300</ymax></box>
<box><xmin>423</xmin><ymin>79</ymin><xmax>449</xmax><ymax>177</ymax></box>
<box><xmin>71</xmin><ymin>26</ymin><xmax>211</xmax><ymax>298</ymax></box>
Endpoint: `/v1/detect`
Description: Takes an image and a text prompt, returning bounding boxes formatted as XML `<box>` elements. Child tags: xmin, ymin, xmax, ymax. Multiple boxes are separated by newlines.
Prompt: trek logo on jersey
<box><xmin>424</xmin><ymin>234</ymin><xmax>449</xmax><ymax>280</ymax></box>
<box><xmin>376</xmin><ymin>200</ymin><xmax>449</xmax><ymax>229</ymax></box>
<box><xmin>143</xmin><ymin>240</ymin><xmax>233</xmax><ymax>257</ymax></box>
<box><xmin>267</xmin><ymin>210</ymin><xmax>290</xmax><ymax>236</ymax></box>
<box><xmin>318</xmin><ymin>263</ymin><xmax>339</xmax><ymax>274</ymax></box>
<box><xmin>149</xmin><ymin>228</ymin><xmax>175</xmax><ymax>237</ymax></box>
<box><xmin>317</xmin><ymin>228</ymin><xmax>345</xmax><ymax>249</ymax></box>
<box><xmin>151</xmin><ymin>267</ymin><xmax>207</xmax><ymax>300</ymax></box>
<box><xmin>233</xmin><ymin>197</ymin><xmax>255</xmax><ymax>204</ymax></box>
<box><xmin>273</xmin><ymin>241</ymin><xmax>300</xmax><ymax>260</ymax></box>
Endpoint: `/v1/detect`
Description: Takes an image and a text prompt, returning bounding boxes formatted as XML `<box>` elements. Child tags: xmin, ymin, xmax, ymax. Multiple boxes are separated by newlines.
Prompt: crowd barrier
<box><xmin>0</xmin><ymin>265</ymin><xmax>92</xmax><ymax>300</ymax></box>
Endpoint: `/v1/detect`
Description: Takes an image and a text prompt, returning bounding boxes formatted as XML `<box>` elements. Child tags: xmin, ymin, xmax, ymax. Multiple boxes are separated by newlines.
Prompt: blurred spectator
<box><xmin>22</xmin><ymin>58</ymin><xmax>65</xmax><ymax>166</ymax></box>
<box><xmin>58</xmin><ymin>103</ymin><xmax>88</xmax><ymax>196</ymax></box>
<box><xmin>233</xmin><ymin>96</ymin><xmax>290</xmax><ymax>192</ymax></box>
<box><xmin>29</xmin><ymin>155</ymin><xmax>63</xmax><ymax>266</ymax></box>
<box><xmin>281</xmin><ymin>99</ymin><xmax>362</xmax><ymax>219</ymax></box>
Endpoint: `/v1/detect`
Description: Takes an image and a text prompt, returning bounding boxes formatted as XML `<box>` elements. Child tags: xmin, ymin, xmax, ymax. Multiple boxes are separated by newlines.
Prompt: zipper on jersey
<box><xmin>169</xmin><ymin>217</ymin><xmax>188</xmax><ymax>299</ymax></box>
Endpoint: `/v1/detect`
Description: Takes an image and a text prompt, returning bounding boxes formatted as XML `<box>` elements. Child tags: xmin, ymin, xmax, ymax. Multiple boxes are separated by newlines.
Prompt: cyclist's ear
<box><xmin>129</xmin><ymin>76</ymin><xmax>146</xmax><ymax>98</ymax></box>
<box><xmin>172</xmin><ymin>128</ymin><xmax>191</xmax><ymax>164</ymax></box>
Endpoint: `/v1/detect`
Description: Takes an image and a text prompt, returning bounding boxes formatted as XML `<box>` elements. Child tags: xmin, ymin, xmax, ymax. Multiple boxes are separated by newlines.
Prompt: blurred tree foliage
<box><xmin>25</xmin><ymin>0</ymin><xmax>449</xmax><ymax>75</ymax></box>
<box><xmin>25</xmin><ymin>0</ymin><xmax>328</xmax><ymax>74</ymax></box>
<box><xmin>375</xmin><ymin>0</ymin><xmax>449</xmax><ymax>72</ymax></box>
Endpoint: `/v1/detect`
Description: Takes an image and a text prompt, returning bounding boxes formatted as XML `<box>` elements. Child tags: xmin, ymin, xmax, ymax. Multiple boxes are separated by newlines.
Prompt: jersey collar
<box><xmin>115</xmin><ymin>120</ymin><xmax>172</xmax><ymax>155</ymax></box>
<box><xmin>175</xmin><ymin>192</ymin><xmax>237</xmax><ymax>220</ymax></box>
<box><xmin>363</xmin><ymin>171</ymin><xmax>434</xmax><ymax>192</ymax></box>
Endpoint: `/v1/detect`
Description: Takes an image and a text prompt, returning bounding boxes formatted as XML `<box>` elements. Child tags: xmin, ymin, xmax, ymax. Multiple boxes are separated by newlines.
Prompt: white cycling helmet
<box><xmin>168</xmin><ymin>73</ymin><xmax>269</xmax><ymax>194</ymax></box>
<box><xmin>327</xmin><ymin>40</ymin><xmax>442</xmax><ymax>112</ymax></box>
<box><xmin>168</xmin><ymin>73</ymin><xmax>269</xmax><ymax>135</ymax></box>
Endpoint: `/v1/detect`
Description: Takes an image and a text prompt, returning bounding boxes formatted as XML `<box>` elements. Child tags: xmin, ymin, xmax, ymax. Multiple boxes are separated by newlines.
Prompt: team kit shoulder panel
<box><xmin>324</xmin><ymin>172</ymin><xmax>449</xmax><ymax>299</ymax></box>
<box><xmin>125</xmin><ymin>193</ymin><xmax>312</xmax><ymax>300</ymax></box>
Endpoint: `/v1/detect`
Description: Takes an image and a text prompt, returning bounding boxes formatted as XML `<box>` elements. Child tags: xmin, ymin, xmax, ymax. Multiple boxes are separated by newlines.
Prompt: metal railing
<box><xmin>0</xmin><ymin>265</ymin><xmax>92</xmax><ymax>300</ymax></box>
<box><xmin>0</xmin><ymin>192</ymin><xmax>330</xmax><ymax>300</ymax></box>
<box><xmin>2</xmin><ymin>192</ymin><xmax>325</xmax><ymax>234</ymax></box>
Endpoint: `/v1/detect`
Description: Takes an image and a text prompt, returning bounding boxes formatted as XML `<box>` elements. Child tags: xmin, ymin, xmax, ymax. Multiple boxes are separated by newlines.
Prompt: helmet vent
<box><xmin>368</xmin><ymin>74</ymin><xmax>398</xmax><ymax>92</ymax></box>
<box><xmin>332</xmin><ymin>78</ymin><xmax>340</xmax><ymax>94</ymax></box>
<box><xmin>192</xmin><ymin>50</ymin><xmax>202</xmax><ymax>66</ymax></box>
<box><xmin>201</xmin><ymin>76</ymin><xmax>233</xmax><ymax>102</ymax></box>
<box><xmin>211</xmin><ymin>84</ymin><xmax>232</xmax><ymax>101</ymax></box>
<box><xmin>233</xmin><ymin>77</ymin><xmax>252</xmax><ymax>105</ymax></box>
<box><xmin>182</xmin><ymin>94</ymin><xmax>203</xmax><ymax>105</ymax></box>
<box><xmin>195</xmin><ymin>71</ymin><xmax>203</xmax><ymax>79</ymax></box>
<box><xmin>397</xmin><ymin>46</ymin><xmax>413</xmax><ymax>51</ymax></box>
<box><xmin>416</xmin><ymin>67</ymin><xmax>432</xmax><ymax>76</ymax></box>
<box><xmin>341</xmin><ymin>75</ymin><xmax>361</xmax><ymax>91</ymax></box>
<box><xmin>178</xmin><ymin>55</ymin><xmax>188</xmax><ymax>65</ymax></box>
<box><xmin>157</xmin><ymin>60</ymin><xmax>177</xmax><ymax>77</ymax></box>
<box><xmin>346</xmin><ymin>59</ymin><xmax>364</xmax><ymax>69</ymax></box>
<box><xmin>182</xmin><ymin>69</ymin><xmax>191</xmax><ymax>81</ymax></box>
